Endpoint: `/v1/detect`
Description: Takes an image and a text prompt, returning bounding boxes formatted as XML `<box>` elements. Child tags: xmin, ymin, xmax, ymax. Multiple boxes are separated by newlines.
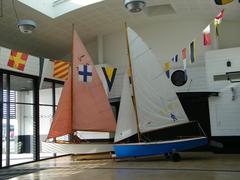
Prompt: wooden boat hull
<box><xmin>41</xmin><ymin>141</ymin><xmax>113</xmax><ymax>154</ymax></box>
<box><xmin>113</xmin><ymin>136</ymin><xmax>208</xmax><ymax>158</ymax></box>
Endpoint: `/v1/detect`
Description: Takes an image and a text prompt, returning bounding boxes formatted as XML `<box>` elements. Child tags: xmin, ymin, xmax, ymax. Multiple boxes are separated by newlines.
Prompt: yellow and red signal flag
<box><xmin>7</xmin><ymin>50</ymin><xmax>28</xmax><ymax>71</ymax></box>
<box><xmin>53</xmin><ymin>60</ymin><xmax>70</xmax><ymax>80</ymax></box>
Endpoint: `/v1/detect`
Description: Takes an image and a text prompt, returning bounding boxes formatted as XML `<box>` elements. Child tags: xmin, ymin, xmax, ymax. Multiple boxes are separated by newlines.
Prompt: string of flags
<box><xmin>164</xmin><ymin>8</ymin><xmax>225</xmax><ymax>80</ymax></box>
<box><xmin>5</xmin><ymin>51</ymin><xmax>118</xmax><ymax>91</ymax></box>
<box><xmin>52</xmin><ymin>61</ymin><xmax>118</xmax><ymax>91</ymax></box>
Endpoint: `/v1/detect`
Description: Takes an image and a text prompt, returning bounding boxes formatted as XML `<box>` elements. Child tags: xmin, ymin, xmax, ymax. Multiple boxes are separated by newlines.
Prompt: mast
<box><xmin>70</xmin><ymin>24</ymin><xmax>74</xmax><ymax>140</ymax></box>
<box><xmin>124</xmin><ymin>22</ymin><xmax>141</xmax><ymax>142</ymax></box>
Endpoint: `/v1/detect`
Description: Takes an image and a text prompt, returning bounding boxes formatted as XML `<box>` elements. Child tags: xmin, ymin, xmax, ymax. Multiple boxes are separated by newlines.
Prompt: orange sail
<box><xmin>47</xmin><ymin>69</ymin><xmax>72</xmax><ymax>139</ymax></box>
<box><xmin>47</xmin><ymin>29</ymin><xmax>116</xmax><ymax>139</ymax></box>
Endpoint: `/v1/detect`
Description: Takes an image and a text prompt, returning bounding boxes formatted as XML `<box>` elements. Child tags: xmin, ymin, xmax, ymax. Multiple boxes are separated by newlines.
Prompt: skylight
<box><xmin>57</xmin><ymin>0</ymin><xmax>104</xmax><ymax>6</ymax></box>
<box><xmin>18</xmin><ymin>0</ymin><xmax>104</xmax><ymax>19</ymax></box>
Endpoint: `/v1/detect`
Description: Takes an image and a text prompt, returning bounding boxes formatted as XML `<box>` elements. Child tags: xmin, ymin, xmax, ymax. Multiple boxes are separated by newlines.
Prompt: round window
<box><xmin>171</xmin><ymin>70</ymin><xmax>187</xmax><ymax>86</ymax></box>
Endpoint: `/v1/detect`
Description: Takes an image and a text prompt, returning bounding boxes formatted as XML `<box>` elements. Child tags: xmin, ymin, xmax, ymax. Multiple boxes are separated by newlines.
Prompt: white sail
<box><xmin>114</xmin><ymin>72</ymin><xmax>138</xmax><ymax>142</ymax></box>
<box><xmin>127</xmin><ymin>27</ymin><xmax>189</xmax><ymax>133</ymax></box>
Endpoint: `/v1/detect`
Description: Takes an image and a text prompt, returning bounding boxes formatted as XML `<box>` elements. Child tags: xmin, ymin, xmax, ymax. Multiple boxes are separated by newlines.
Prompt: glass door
<box><xmin>1</xmin><ymin>72</ymin><xmax>36</xmax><ymax>167</ymax></box>
<box><xmin>9</xmin><ymin>75</ymin><xmax>34</xmax><ymax>165</ymax></box>
<box><xmin>1</xmin><ymin>74</ymin><xmax>7</xmax><ymax>167</ymax></box>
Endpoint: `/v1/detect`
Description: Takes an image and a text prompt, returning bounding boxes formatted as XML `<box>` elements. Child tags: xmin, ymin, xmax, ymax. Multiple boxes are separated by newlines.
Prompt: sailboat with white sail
<box><xmin>113</xmin><ymin>25</ymin><xmax>208</xmax><ymax>160</ymax></box>
<box><xmin>41</xmin><ymin>29</ymin><xmax>116</xmax><ymax>154</ymax></box>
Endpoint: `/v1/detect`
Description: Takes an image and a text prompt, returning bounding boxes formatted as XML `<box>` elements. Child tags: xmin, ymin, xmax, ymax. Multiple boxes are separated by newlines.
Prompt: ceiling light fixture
<box><xmin>12</xmin><ymin>0</ymin><xmax>37</xmax><ymax>34</ymax></box>
<box><xmin>124</xmin><ymin>0</ymin><xmax>146</xmax><ymax>13</ymax></box>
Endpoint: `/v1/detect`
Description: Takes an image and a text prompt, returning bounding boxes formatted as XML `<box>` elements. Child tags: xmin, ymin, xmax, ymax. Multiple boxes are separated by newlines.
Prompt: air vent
<box><xmin>143</xmin><ymin>4</ymin><xmax>175</xmax><ymax>16</ymax></box>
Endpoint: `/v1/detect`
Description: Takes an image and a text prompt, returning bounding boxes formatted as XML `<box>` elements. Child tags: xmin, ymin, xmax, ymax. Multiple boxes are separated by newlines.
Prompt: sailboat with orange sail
<box><xmin>41</xmin><ymin>29</ymin><xmax>116</xmax><ymax>154</ymax></box>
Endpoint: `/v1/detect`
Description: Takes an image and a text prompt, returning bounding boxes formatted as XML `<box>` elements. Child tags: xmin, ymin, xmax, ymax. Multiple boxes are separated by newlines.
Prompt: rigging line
<box><xmin>12</xmin><ymin>0</ymin><xmax>19</xmax><ymax>20</ymax></box>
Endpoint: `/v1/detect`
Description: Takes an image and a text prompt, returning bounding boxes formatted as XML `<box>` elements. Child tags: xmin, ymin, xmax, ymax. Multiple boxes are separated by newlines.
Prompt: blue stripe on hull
<box><xmin>113</xmin><ymin>137</ymin><xmax>208</xmax><ymax>158</ymax></box>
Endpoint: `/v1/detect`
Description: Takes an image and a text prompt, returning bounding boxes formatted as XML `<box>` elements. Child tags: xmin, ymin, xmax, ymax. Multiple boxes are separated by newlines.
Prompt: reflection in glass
<box><xmin>10</xmin><ymin>75</ymin><xmax>34</xmax><ymax>104</ymax></box>
<box><xmin>2</xmin><ymin>103</ymin><xmax>7</xmax><ymax>167</ymax></box>
<box><xmin>40</xmin><ymin>105</ymin><xmax>54</xmax><ymax>159</ymax></box>
<box><xmin>55</xmin><ymin>83</ymin><xmax>63</xmax><ymax>105</ymax></box>
<box><xmin>10</xmin><ymin>104</ymin><xmax>34</xmax><ymax>165</ymax></box>
<box><xmin>40</xmin><ymin>81</ymin><xmax>53</xmax><ymax>105</ymax></box>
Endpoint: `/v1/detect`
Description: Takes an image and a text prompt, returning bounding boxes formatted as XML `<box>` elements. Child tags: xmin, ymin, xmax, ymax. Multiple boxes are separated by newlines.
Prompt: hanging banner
<box><xmin>182</xmin><ymin>48</ymin><xmax>187</xmax><ymax>80</ymax></box>
<box><xmin>7</xmin><ymin>50</ymin><xmax>28</xmax><ymax>71</ymax></box>
<box><xmin>164</xmin><ymin>62</ymin><xmax>171</xmax><ymax>79</ymax></box>
<box><xmin>203</xmin><ymin>25</ymin><xmax>211</xmax><ymax>46</ymax></box>
<box><xmin>101</xmin><ymin>66</ymin><xmax>117</xmax><ymax>92</ymax></box>
<box><xmin>53</xmin><ymin>60</ymin><xmax>70</xmax><ymax>80</ymax></box>
<box><xmin>189</xmin><ymin>40</ymin><xmax>196</xmax><ymax>64</ymax></box>
<box><xmin>214</xmin><ymin>0</ymin><xmax>233</xmax><ymax>5</ymax></box>
<box><xmin>214</xmin><ymin>9</ymin><xmax>224</xmax><ymax>36</ymax></box>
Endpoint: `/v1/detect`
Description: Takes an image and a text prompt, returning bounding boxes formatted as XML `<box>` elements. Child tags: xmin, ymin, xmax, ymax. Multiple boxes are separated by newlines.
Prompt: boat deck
<box><xmin>0</xmin><ymin>152</ymin><xmax>240</xmax><ymax>180</ymax></box>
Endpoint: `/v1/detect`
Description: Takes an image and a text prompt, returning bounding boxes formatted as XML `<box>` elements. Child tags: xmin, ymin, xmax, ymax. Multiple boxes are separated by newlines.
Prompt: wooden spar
<box><xmin>124</xmin><ymin>22</ymin><xmax>141</xmax><ymax>142</ymax></box>
<box><xmin>70</xmin><ymin>24</ymin><xmax>75</xmax><ymax>140</ymax></box>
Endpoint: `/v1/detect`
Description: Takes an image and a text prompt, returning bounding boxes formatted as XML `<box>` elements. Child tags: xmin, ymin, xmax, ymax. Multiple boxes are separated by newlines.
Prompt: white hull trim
<box><xmin>41</xmin><ymin>141</ymin><xmax>113</xmax><ymax>154</ymax></box>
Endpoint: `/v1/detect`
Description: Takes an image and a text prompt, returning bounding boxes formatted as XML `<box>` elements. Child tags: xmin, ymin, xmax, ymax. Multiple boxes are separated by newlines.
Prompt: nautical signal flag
<box><xmin>53</xmin><ymin>60</ymin><xmax>69</xmax><ymax>81</ymax></box>
<box><xmin>128</xmin><ymin>68</ymin><xmax>132</xmax><ymax>84</ymax></box>
<box><xmin>182</xmin><ymin>48</ymin><xmax>187</xmax><ymax>80</ymax></box>
<box><xmin>78</xmin><ymin>64</ymin><xmax>92</xmax><ymax>82</ymax></box>
<box><xmin>7</xmin><ymin>50</ymin><xmax>28</xmax><ymax>71</ymax></box>
<box><xmin>203</xmin><ymin>25</ymin><xmax>211</xmax><ymax>46</ymax></box>
<box><xmin>214</xmin><ymin>0</ymin><xmax>233</xmax><ymax>5</ymax></box>
<box><xmin>101</xmin><ymin>66</ymin><xmax>117</xmax><ymax>91</ymax></box>
<box><xmin>214</xmin><ymin>9</ymin><xmax>224</xmax><ymax>36</ymax></box>
<box><xmin>189</xmin><ymin>40</ymin><xmax>196</xmax><ymax>64</ymax></box>
<box><xmin>182</xmin><ymin>48</ymin><xmax>186</xmax><ymax>61</ymax></box>
<box><xmin>164</xmin><ymin>62</ymin><xmax>171</xmax><ymax>79</ymax></box>
<box><xmin>172</xmin><ymin>54</ymin><xmax>178</xmax><ymax>63</ymax></box>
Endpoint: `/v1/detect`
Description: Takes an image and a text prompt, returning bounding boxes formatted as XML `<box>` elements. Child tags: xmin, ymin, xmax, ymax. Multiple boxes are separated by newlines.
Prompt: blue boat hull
<box><xmin>113</xmin><ymin>137</ymin><xmax>208</xmax><ymax>158</ymax></box>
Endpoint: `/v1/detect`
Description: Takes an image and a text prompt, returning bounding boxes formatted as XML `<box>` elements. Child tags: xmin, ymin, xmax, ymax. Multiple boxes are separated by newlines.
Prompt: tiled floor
<box><xmin>0</xmin><ymin>152</ymin><xmax>240</xmax><ymax>180</ymax></box>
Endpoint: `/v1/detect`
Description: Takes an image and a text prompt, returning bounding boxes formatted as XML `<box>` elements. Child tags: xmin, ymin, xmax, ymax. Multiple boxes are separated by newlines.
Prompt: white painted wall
<box><xmin>86</xmin><ymin>40</ymin><xmax>98</xmax><ymax>64</ymax></box>
<box><xmin>205</xmin><ymin>47</ymin><xmax>240</xmax><ymax>91</ymax></box>
<box><xmin>209</xmin><ymin>85</ymin><xmax>240</xmax><ymax>136</ymax></box>
<box><xmin>219</xmin><ymin>21</ymin><xmax>240</xmax><ymax>49</ymax></box>
<box><xmin>206</xmin><ymin>47</ymin><xmax>240</xmax><ymax>136</ymax></box>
